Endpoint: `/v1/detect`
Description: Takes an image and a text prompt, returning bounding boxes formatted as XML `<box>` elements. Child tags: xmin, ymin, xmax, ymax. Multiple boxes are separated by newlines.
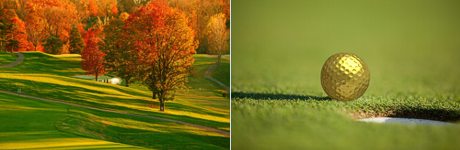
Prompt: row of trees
<box><xmin>0</xmin><ymin>0</ymin><xmax>229</xmax><ymax>55</ymax></box>
<box><xmin>1</xmin><ymin>0</ymin><xmax>229</xmax><ymax>111</ymax></box>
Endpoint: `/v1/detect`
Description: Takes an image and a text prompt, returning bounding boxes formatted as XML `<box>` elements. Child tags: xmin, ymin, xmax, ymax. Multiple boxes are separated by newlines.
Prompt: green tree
<box><xmin>43</xmin><ymin>35</ymin><xmax>63</xmax><ymax>54</ymax></box>
<box><xmin>101</xmin><ymin>18</ymin><xmax>137</xmax><ymax>87</ymax></box>
<box><xmin>0</xmin><ymin>10</ymin><xmax>9</xmax><ymax>52</ymax></box>
<box><xmin>6</xmin><ymin>39</ymin><xmax>19</xmax><ymax>53</ymax></box>
<box><xmin>0</xmin><ymin>18</ymin><xmax>14</xmax><ymax>52</ymax></box>
<box><xmin>69</xmin><ymin>25</ymin><xmax>84</xmax><ymax>54</ymax></box>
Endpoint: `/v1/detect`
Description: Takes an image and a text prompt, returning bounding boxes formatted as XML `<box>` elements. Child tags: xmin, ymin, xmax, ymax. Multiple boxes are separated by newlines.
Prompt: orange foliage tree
<box><xmin>24</xmin><ymin>2</ymin><xmax>46</xmax><ymax>52</ymax></box>
<box><xmin>126</xmin><ymin>0</ymin><xmax>197</xmax><ymax>111</ymax></box>
<box><xmin>11</xmin><ymin>17</ymin><xmax>32</xmax><ymax>52</ymax></box>
<box><xmin>81</xmin><ymin>28</ymin><xmax>105</xmax><ymax>81</ymax></box>
<box><xmin>0</xmin><ymin>9</ymin><xmax>30</xmax><ymax>52</ymax></box>
<box><xmin>110</xmin><ymin>1</ymin><xmax>118</xmax><ymax>16</ymax></box>
<box><xmin>24</xmin><ymin>0</ymin><xmax>78</xmax><ymax>53</ymax></box>
<box><xmin>169</xmin><ymin>0</ymin><xmax>229</xmax><ymax>53</ymax></box>
<box><xmin>88</xmin><ymin>0</ymin><xmax>99</xmax><ymax>17</ymax></box>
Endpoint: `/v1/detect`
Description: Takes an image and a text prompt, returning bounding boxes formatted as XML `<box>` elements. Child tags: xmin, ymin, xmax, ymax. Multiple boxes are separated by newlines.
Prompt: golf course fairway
<box><xmin>0</xmin><ymin>52</ymin><xmax>229</xmax><ymax>149</ymax></box>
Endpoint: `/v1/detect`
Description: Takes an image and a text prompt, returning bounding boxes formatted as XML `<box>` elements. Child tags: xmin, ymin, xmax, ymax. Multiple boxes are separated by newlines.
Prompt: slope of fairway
<box><xmin>232</xmin><ymin>0</ymin><xmax>460</xmax><ymax>149</ymax></box>
<box><xmin>0</xmin><ymin>52</ymin><xmax>229</xmax><ymax>149</ymax></box>
<box><xmin>0</xmin><ymin>94</ymin><xmax>145</xmax><ymax>149</ymax></box>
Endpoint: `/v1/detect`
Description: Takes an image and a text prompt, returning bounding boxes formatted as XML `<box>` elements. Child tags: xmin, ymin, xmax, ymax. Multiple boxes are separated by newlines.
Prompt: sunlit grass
<box><xmin>0</xmin><ymin>73</ymin><xmax>146</xmax><ymax>97</ymax></box>
<box><xmin>0</xmin><ymin>104</ymin><xmax>62</xmax><ymax>111</ymax></box>
<box><xmin>0</xmin><ymin>137</ymin><xmax>144</xmax><ymax>149</ymax></box>
<box><xmin>0</xmin><ymin>72</ymin><xmax>229</xmax><ymax>125</ymax></box>
<box><xmin>165</xmin><ymin>109</ymin><xmax>229</xmax><ymax>124</ymax></box>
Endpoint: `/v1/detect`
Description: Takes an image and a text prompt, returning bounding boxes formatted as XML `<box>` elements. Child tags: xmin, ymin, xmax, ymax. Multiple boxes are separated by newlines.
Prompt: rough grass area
<box><xmin>0</xmin><ymin>52</ymin><xmax>229</xmax><ymax>149</ymax></box>
<box><xmin>231</xmin><ymin>0</ymin><xmax>460</xmax><ymax>149</ymax></box>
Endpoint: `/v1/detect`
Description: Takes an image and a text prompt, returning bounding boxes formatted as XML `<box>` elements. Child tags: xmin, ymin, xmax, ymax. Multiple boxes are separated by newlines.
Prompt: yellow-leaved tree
<box><xmin>205</xmin><ymin>13</ymin><xmax>228</xmax><ymax>64</ymax></box>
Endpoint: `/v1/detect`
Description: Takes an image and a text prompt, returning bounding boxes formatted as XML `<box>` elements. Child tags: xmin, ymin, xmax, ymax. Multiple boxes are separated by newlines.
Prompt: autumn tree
<box><xmin>43</xmin><ymin>4</ymin><xmax>78</xmax><ymax>42</ymax></box>
<box><xmin>205</xmin><ymin>13</ymin><xmax>228</xmax><ymax>64</ymax></box>
<box><xmin>169</xmin><ymin>0</ymin><xmax>228</xmax><ymax>53</ymax></box>
<box><xmin>126</xmin><ymin>0</ymin><xmax>197</xmax><ymax>111</ymax></box>
<box><xmin>1</xmin><ymin>9</ymin><xmax>29</xmax><ymax>52</ymax></box>
<box><xmin>0</xmin><ymin>10</ymin><xmax>14</xmax><ymax>52</ymax></box>
<box><xmin>70</xmin><ymin>0</ymin><xmax>90</xmax><ymax>21</ymax></box>
<box><xmin>25</xmin><ymin>0</ymin><xmax>78</xmax><ymax>53</ymax></box>
<box><xmin>69</xmin><ymin>25</ymin><xmax>84</xmax><ymax>54</ymax></box>
<box><xmin>24</xmin><ymin>3</ymin><xmax>46</xmax><ymax>52</ymax></box>
<box><xmin>101</xmin><ymin>17</ymin><xmax>137</xmax><ymax>87</ymax></box>
<box><xmin>119</xmin><ymin>12</ymin><xmax>130</xmax><ymax>21</ymax></box>
<box><xmin>88</xmin><ymin>0</ymin><xmax>99</xmax><ymax>17</ymax></box>
<box><xmin>117</xmin><ymin>0</ymin><xmax>149</xmax><ymax>13</ymax></box>
<box><xmin>81</xmin><ymin>28</ymin><xmax>105</xmax><ymax>81</ymax></box>
<box><xmin>10</xmin><ymin>16</ymin><xmax>29</xmax><ymax>52</ymax></box>
<box><xmin>110</xmin><ymin>1</ymin><xmax>118</xmax><ymax>16</ymax></box>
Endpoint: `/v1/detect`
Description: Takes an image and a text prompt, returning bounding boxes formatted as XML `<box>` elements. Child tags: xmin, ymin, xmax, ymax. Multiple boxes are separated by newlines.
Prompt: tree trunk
<box><xmin>159</xmin><ymin>98</ymin><xmax>165</xmax><ymax>111</ymax></box>
<box><xmin>217</xmin><ymin>54</ymin><xmax>222</xmax><ymax>65</ymax></box>
<box><xmin>125</xmin><ymin>78</ymin><xmax>129</xmax><ymax>87</ymax></box>
<box><xmin>95</xmin><ymin>71</ymin><xmax>98</xmax><ymax>81</ymax></box>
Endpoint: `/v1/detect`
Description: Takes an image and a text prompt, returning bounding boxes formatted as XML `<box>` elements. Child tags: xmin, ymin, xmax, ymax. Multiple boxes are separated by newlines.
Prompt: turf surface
<box><xmin>0</xmin><ymin>52</ymin><xmax>229</xmax><ymax>149</ymax></box>
<box><xmin>231</xmin><ymin>0</ymin><xmax>460</xmax><ymax>149</ymax></box>
<box><xmin>0</xmin><ymin>52</ymin><xmax>17</xmax><ymax>64</ymax></box>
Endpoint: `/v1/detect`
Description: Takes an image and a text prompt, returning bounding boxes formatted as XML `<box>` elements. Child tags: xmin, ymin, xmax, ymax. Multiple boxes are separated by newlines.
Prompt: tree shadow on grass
<box><xmin>231</xmin><ymin>92</ymin><xmax>331</xmax><ymax>101</ymax></box>
<box><xmin>0</xmin><ymin>78</ymin><xmax>229</xmax><ymax>130</ymax></box>
<box><xmin>57</xmin><ymin>110</ymin><xmax>229</xmax><ymax>149</ymax></box>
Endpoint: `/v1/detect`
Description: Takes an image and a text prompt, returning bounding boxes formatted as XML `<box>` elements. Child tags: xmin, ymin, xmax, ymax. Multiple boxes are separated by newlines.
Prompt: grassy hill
<box><xmin>0</xmin><ymin>52</ymin><xmax>17</xmax><ymax>64</ymax></box>
<box><xmin>0</xmin><ymin>52</ymin><xmax>229</xmax><ymax>149</ymax></box>
<box><xmin>231</xmin><ymin>0</ymin><xmax>460</xmax><ymax>149</ymax></box>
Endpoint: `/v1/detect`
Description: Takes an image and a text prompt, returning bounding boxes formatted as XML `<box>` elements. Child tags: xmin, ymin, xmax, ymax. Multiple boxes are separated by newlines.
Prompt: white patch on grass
<box><xmin>359</xmin><ymin>117</ymin><xmax>451</xmax><ymax>125</ymax></box>
<box><xmin>73</xmin><ymin>75</ymin><xmax>121</xmax><ymax>85</ymax></box>
<box><xmin>110</xmin><ymin>78</ymin><xmax>121</xmax><ymax>84</ymax></box>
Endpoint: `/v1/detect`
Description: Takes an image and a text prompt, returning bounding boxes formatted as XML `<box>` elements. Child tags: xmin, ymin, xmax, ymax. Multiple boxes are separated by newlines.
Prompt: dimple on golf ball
<box><xmin>321</xmin><ymin>53</ymin><xmax>370</xmax><ymax>101</ymax></box>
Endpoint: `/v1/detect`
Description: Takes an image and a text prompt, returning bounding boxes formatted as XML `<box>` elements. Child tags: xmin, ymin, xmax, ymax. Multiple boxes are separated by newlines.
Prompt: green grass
<box><xmin>0</xmin><ymin>52</ymin><xmax>229</xmax><ymax>149</ymax></box>
<box><xmin>0</xmin><ymin>52</ymin><xmax>17</xmax><ymax>64</ymax></box>
<box><xmin>232</xmin><ymin>0</ymin><xmax>460</xmax><ymax>149</ymax></box>
<box><xmin>212</xmin><ymin>56</ymin><xmax>230</xmax><ymax>87</ymax></box>
<box><xmin>0</xmin><ymin>94</ymin><xmax>145</xmax><ymax>149</ymax></box>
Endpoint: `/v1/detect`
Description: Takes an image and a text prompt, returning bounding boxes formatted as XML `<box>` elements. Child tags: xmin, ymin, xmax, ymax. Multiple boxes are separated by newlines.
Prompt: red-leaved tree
<box><xmin>81</xmin><ymin>28</ymin><xmax>105</xmax><ymax>81</ymax></box>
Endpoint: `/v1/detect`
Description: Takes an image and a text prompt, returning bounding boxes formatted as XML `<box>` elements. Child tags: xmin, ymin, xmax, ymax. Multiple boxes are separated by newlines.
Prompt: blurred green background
<box><xmin>231</xmin><ymin>0</ymin><xmax>460</xmax><ymax>149</ymax></box>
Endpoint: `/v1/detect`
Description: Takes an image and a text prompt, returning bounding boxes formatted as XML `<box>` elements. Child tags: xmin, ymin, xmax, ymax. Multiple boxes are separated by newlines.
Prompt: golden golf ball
<box><xmin>321</xmin><ymin>53</ymin><xmax>370</xmax><ymax>101</ymax></box>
